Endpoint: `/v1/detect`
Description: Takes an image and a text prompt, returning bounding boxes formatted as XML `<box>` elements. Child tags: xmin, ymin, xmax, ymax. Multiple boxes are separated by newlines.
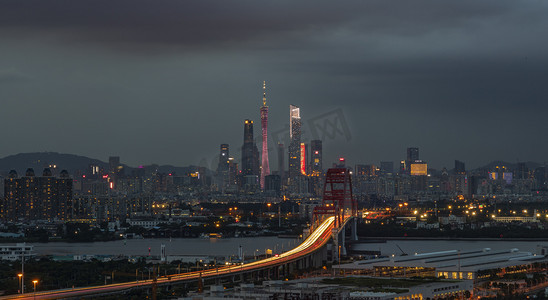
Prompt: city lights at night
<box><xmin>1</xmin><ymin>1</ymin><xmax>548</xmax><ymax>299</ymax></box>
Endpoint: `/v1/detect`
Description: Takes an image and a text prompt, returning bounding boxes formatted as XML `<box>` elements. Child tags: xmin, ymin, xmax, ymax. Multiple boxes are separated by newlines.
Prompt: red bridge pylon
<box><xmin>312</xmin><ymin>168</ymin><xmax>357</xmax><ymax>229</ymax></box>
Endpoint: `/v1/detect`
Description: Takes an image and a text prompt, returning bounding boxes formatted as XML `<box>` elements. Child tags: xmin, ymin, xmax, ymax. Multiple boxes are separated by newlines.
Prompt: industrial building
<box><xmin>334</xmin><ymin>247</ymin><xmax>548</xmax><ymax>280</ymax></box>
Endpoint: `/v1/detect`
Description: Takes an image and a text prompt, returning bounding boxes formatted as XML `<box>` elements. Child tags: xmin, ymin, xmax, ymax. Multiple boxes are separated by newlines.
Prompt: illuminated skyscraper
<box><xmin>309</xmin><ymin>140</ymin><xmax>323</xmax><ymax>196</ymax></box>
<box><xmin>217</xmin><ymin>144</ymin><xmax>230</xmax><ymax>191</ymax></box>
<box><xmin>217</xmin><ymin>144</ymin><xmax>229</xmax><ymax>173</ymax></box>
<box><xmin>300</xmin><ymin>142</ymin><xmax>307</xmax><ymax>175</ymax></box>
<box><xmin>288</xmin><ymin>105</ymin><xmax>301</xmax><ymax>181</ymax></box>
<box><xmin>260</xmin><ymin>81</ymin><xmax>270</xmax><ymax>189</ymax></box>
<box><xmin>241</xmin><ymin>120</ymin><xmax>260</xmax><ymax>178</ymax></box>
<box><xmin>310</xmin><ymin>140</ymin><xmax>322</xmax><ymax>176</ymax></box>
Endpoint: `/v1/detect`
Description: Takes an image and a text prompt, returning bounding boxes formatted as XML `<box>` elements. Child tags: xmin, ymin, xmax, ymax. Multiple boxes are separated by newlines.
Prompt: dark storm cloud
<box><xmin>0</xmin><ymin>0</ymin><xmax>524</xmax><ymax>49</ymax></box>
<box><xmin>1</xmin><ymin>0</ymin><xmax>548</xmax><ymax>169</ymax></box>
<box><xmin>1</xmin><ymin>0</ymin><xmax>356</xmax><ymax>48</ymax></box>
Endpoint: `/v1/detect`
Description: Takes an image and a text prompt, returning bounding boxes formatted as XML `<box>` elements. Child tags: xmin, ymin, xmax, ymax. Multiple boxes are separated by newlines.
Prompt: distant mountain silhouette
<box><xmin>0</xmin><ymin>152</ymin><xmax>108</xmax><ymax>176</ymax></box>
<box><xmin>0</xmin><ymin>152</ymin><xmax>208</xmax><ymax>177</ymax></box>
<box><xmin>474</xmin><ymin>160</ymin><xmax>542</xmax><ymax>171</ymax></box>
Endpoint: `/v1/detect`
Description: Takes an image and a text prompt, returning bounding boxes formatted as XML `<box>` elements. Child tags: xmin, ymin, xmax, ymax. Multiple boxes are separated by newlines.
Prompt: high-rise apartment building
<box><xmin>3</xmin><ymin>168</ymin><xmax>72</xmax><ymax>221</ymax></box>
<box><xmin>260</xmin><ymin>81</ymin><xmax>270</xmax><ymax>189</ymax></box>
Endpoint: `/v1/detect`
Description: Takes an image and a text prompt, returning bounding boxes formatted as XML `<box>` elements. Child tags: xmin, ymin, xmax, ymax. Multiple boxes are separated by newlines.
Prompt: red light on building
<box><xmin>300</xmin><ymin>143</ymin><xmax>306</xmax><ymax>175</ymax></box>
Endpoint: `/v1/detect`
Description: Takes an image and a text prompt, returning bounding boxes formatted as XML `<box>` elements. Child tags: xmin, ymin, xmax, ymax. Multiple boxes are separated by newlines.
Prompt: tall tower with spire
<box><xmin>260</xmin><ymin>81</ymin><xmax>270</xmax><ymax>189</ymax></box>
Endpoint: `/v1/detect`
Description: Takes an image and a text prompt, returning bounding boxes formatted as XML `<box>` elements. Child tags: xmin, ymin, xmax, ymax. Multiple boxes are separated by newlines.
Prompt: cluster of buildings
<box><xmin>352</xmin><ymin>148</ymin><xmax>548</xmax><ymax>203</ymax></box>
<box><xmin>1</xmin><ymin>83</ymin><xmax>548</xmax><ymax>224</ymax></box>
<box><xmin>214</xmin><ymin>85</ymin><xmax>324</xmax><ymax>197</ymax></box>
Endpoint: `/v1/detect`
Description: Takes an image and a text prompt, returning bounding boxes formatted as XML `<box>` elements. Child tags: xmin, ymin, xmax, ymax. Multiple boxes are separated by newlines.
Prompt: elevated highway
<box><xmin>2</xmin><ymin>216</ymin><xmax>339</xmax><ymax>300</ymax></box>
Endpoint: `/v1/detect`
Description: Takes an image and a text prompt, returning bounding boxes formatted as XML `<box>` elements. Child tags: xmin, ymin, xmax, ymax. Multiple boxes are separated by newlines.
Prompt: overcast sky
<box><xmin>1</xmin><ymin>0</ymin><xmax>547</xmax><ymax>170</ymax></box>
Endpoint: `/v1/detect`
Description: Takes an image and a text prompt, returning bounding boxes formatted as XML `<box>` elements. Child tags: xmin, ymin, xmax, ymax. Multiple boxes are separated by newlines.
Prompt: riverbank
<box><xmin>358</xmin><ymin>236</ymin><xmax>548</xmax><ymax>242</ymax></box>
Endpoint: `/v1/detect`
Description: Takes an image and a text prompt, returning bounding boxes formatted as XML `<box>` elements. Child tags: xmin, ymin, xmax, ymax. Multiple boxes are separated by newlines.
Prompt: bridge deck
<box><xmin>1</xmin><ymin>217</ymin><xmax>339</xmax><ymax>300</ymax></box>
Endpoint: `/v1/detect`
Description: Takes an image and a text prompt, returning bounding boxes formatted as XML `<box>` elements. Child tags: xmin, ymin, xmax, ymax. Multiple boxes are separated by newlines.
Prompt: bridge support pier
<box><xmin>351</xmin><ymin>217</ymin><xmax>358</xmax><ymax>241</ymax></box>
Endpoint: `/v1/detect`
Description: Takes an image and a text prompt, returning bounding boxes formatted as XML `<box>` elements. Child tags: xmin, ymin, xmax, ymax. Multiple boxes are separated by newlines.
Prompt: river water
<box><xmin>32</xmin><ymin>237</ymin><xmax>300</xmax><ymax>257</ymax></box>
<box><xmin>30</xmin><ymin>237</ymin><xmax>548</xmax><ymax>258</ymax></box>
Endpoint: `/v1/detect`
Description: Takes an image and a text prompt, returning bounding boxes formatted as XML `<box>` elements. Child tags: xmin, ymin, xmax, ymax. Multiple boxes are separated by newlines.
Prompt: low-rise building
<box><xmin>0</xmin><ymin>243</ymin><xmax>34</xmax><ymax>261</ymax></box>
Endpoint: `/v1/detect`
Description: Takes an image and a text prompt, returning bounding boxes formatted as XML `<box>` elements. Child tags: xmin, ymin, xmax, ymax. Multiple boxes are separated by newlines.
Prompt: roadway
<box><xmin>1</xmin><ymin>216</ymin><xmax>336</xmax><ymax>300</ymax></box>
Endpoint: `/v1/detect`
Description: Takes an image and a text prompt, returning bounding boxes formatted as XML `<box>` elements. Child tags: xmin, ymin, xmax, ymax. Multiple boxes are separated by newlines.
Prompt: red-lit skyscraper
<box><xmin>260</xmin><ymin>81</ymin><xmax>270</xmax><ymax>189</ymax></box>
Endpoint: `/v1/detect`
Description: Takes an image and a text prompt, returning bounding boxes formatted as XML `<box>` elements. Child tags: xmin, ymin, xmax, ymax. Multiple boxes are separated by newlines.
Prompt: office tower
<box><xmin>3</xmin><ymin>168</ymin><xmax>72</xmax><ymax>221</ymax></box>
<box><xmin>277</xmin><ymin>143</ymin><xmax>285</xmax><ymax>181</ymax></box>
<box><xmin>217</xmin><ymin>144</ymin><xmax>230</xmax><ymax>173</ymax></box>
<box><xmin>288</xmin><ymin>105</ymin><xmax>301</xmax><ymax>180</ymax></box>
<box><xmin>241</xmin><ymin>119</ymin><xmax>260</xmax><ymax>178</ymax></box>
<box><xmin>380</xmin><ymin>161</ymin><xmax>394</xmax><ymax>175</ymax></box>
<box><xmin>300</xmin><ymin>142</ymin><xmax>308</xmax><ymax>175</ymax></box>
<box><xmin>310</xmin><ymin>140</ymin><xmax>322</xmax><ymax>176</ymax></box>
<box><xmin>455</xmin><ymin>160</ymin><xmax>466</xmax><ymax>175</ymax></box>
<box><xmin>407</xmin><ymin>147</ymin><xmax>419</xmax><ymax>162</ymax></box>
<box><xmin>260</xmin><ymin>81</ymin><xmax>270</xmax><ymax>189</ymax></box>
<box><xmin>405</xmin><ymin>147</ymin><xmax>419</xmax><ymax>175</ymax></box>
<box><xmin>308</xmin><ymin>140</ymin><xmax>323</xmax><ymax>196</ymax></box>
<box><xmin>265</xmin><ymin>174</ymin><xmax>281</xmax><ymax>196</ymax></box>
<box><xmin>468</xmin><ymin>175</ymin><xmax>483</xmax><ymax>197</ymax></box>
<box><xmin>228</xmin><ymin>158</ymin><xmax>239</xmax><ymax>187</ymax></box>
<box><xmin>217</xmin><ymin>144</ymin><xmax>230</xmax><ymax>191</ymax></box>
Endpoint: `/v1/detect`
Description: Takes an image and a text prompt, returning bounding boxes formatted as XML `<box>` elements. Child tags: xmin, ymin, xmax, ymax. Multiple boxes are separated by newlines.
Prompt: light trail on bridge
<box><xmin>0</xmin><ymin>216</ymin><xmax>337</xmax><ymax>300</ymax></box>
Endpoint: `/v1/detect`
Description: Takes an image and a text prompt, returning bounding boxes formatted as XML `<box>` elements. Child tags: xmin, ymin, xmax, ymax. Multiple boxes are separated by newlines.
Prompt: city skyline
<box><xmin>1</xmin><ymin>1</ymin><xmax>548</xmax><ymax>170</ymax></box>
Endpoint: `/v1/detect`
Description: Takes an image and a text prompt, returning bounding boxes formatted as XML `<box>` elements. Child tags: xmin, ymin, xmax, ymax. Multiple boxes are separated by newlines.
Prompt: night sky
<box><xmin>1</xmin><ymin>0</ymin><xmax>547</xmax><ymax>170</ymax></box>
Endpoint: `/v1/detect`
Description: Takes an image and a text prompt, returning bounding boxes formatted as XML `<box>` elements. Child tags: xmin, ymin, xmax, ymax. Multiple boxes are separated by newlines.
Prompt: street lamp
<box><xmin>17</xmin><ymin>274</ymin><xmax>22</xmax><ymax>294</ymax></box>
<box><xmin>32</xmin><ymin>280</ymin><xmax>38</xmax><ymax>300</ymax></box>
